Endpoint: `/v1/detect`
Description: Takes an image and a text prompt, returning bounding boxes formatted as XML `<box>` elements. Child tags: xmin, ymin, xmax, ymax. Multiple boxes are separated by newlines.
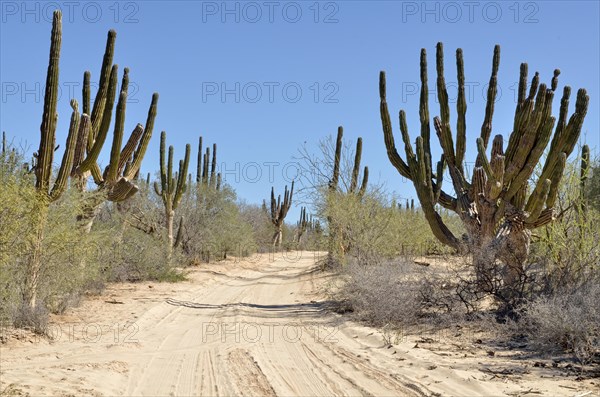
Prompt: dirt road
<box><xmin>1</xmin><ymin>253</ymin><xmax>597</xmax><ymax>396</ymax></box>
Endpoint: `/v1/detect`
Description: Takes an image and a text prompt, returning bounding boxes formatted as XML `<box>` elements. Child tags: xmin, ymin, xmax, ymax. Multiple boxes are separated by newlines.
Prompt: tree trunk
<box><xmin>272</xmin><ymin>225</ymin><xmax>282</xmax><ymax>249</ymax></box>
<box><xmin>166</xmin><ymin>207</ymin><xmax>174</xmax><ymax>258</ymax></box>
<box><xmin>24</xmin><ymin>203</ymin><xmax>49</xmax><ymax>309</ymax></box>
<box><xmin>470</xmin><ymin>228</ymin><xmax>530</xmax><ymax>295</ymax></box>
<box><xmin>77</xmin><ymin>194</ymin><xmax>105</xmax><ymax>233</ymax></box>
<box><xmin>25</xmin><ymin>221</ymin><xmax>44</xmax><ymax>309</ymax></box>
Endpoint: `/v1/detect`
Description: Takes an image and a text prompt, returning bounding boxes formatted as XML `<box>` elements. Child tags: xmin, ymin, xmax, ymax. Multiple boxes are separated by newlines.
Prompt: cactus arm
<box><xmin>525</xmin><ymin>179</ymin><xmax>551</xmax><ymax>225</ymax></box>
<box><xmin>119</xmin><ymin>124</ymin><xmax>143</xmax><ymax>176</ymax></box>
<box><xmin>435</xmin><ymin>43</ymin><xmax>456</xmax><ymax>166</ymax></box>
<box><xmin>49</xmin><ymin>99</ymin><xmax>80</xmax><ymax>201</ymax></box>
<box><xmin>210</xmin><ymin>143</ymin><xmax>217</xmax><ymax>187</ymax></box>
<box><xmin>125</xmin><ymin>93</ymin><xmax>158</xmax><ymax>179</ymax></box>
<box><xmin>476</xmin><ymin>138</ymin><xmax>494</xmax><ymax>182</ymax></box>
<box><xmin>90</xmin><ymin>30</ymin><xmax>116</xmax><ymax>139</ymax></box>
<box><xmin>77</xmin><ymin>64</ymin><xmax>118</xmax><ymax>174</ymax></box>
<box><xmin>526</xmin><ymin>89</ymin><xmax>589</xmax><ymax>206</ymax></box>
<box><xmin>82</xmin><ymin>71</ymin><xmax>91</xmax><ymax>116</ymax></box>
<box><xmin>455</xmin><ymin>49</ymin><xmax>466</xmax><ymax>170</ymax></box>
<box><xmin>203</xmin><ymin>147</ymin><xmax>209</xmax><ymax>185</ymax></box>
<box><xmin>107</xmin><ymin>178</ymin><xmax>138</xmax><ymax>201</ymax></box>
<box><xmin>359</xmin><ymin>166</ymin><xmax>369</xmax><ymax>197</ymax></box>
<box><xmin>157</xmin><ymin>131</ymin><xmax>167</xmax><ymax>193</ymax></box>
<box><xmin>419</xmin><ymin>49</ymin><xmax>432</xmax><ymax>166</ymax></box>
<box><xmin>196</xmin><ymin>136</ymin><xmax>203</xmax><ymax>183</ymax></box>
<box><xmin>71</xmin><ymin>114</ymin><xmax>90</xmax><ymax>175</ymax></box>
<box><xmin>37</xmin><ymin>10</ymin><xmax>62</xmax><ymax>193</ymax></box>
<box><xmin>106</xmin><ymin>68</ymin><xmax>129</xmax><ymax>183</ymax></box>
<box><xmin>379</xmin><ymin>72</ymin><xmax>411</xmax><ymax>179</ymax></box>
<box><xmin>330</xmin><ymin>126</ymin><xmax>343</xmax><ymax>190</ymax></box>
<box><xmin>349</xmin><ymin>137</ymin><xmax>362</xmax><ymax>193</ymax></box>
<box><xmin>478</xmin><ymin>45</ymin><xmax>500</xmax><ymax>150</ymax></box>
<box><xmin>433</xmin><ymin>156</ymin><xmax>445</xmax><ymax>203</ymax></box>
<box><xmin>173</xmin><ymin>144</ymin><xmax>191</xmax><ymax>210</ymax></box>
<box><xmin>545</xmin><ymin>152</ymin><xmax>567</xmax><ymax>209</ymax></box>
<box><xmin>153</xmin><ymin>181</ymin><xmax>162</xmax><ymax>197</ymax></box>
<box><xmin>174</xmin><ymin>216</ymin><xmax>184</xmax><ymax>249</ymax></box>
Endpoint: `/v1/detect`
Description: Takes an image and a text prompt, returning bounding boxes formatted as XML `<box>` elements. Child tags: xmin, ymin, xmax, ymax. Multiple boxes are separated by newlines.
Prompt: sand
<box><xmin>1</xmin><ymin>251</ymin><xmax>598</xmax><ymax>396</ymax></box>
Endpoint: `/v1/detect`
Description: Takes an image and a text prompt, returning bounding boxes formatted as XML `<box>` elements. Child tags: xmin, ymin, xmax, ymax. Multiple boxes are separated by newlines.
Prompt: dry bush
<box><xmin>336</xmin><ymin>259</ymin><xmax>458</xmax><ymax>328</ymax></box>
<box><xmin>518</xmin><ymin>282</ymin><xmax>600</xmax><ymax>365</ymax></box>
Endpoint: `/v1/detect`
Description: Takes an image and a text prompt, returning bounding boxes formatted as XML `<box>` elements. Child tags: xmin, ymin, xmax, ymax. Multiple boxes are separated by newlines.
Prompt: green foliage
<box><xmin>177</xmin><ymin>183</ymin><xmax>257</xmax><ymax>262</ymax></box>
<box><xmin>529</xmin><ymin>150</ymin><xmax>600</xmax><ymax>293</ymax></box>
<box><xmin>585</xmin><ymin>156</ymin><xmax>600</xmax><ymax>212</ymax></box>
<box><xmin>324</xmin><ymin>189</ymin><xmax>462</xmax><ymax>265</ymax></box>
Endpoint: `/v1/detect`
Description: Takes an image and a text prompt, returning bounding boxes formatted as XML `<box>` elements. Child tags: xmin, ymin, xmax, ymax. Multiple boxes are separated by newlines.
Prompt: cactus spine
<box><xmin>269</xmin><ymin>181</ymin><xmax>294</xmax><ymax>248</ymax></box>
<box><xmin>379</xmin><ymin>43</ymin><xmax>589</xmax><ymax>290</ymax></box>
<box><xmin>154</xmin><ymin>131</ymin><xmax>191</xmax><ymax>254</ymax></box>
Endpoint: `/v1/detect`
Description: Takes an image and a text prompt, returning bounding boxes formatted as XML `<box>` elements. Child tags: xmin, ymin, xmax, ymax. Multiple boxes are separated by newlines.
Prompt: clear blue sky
<box><xmin>1</xmin><ymin>1</ymin><xmax>599</xmax><ymax>220</ymax></box>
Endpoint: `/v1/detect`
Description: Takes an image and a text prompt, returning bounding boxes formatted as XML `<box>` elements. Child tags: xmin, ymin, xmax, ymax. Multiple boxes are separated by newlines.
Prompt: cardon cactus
<box><xmin>196</xmin><ymin>136</ymin><xmax>221</xmax><ymax>190</ymax></box>
<box><xmin>26</xmin><ymin>10</ymin><xmax>81</xmax><ymax>309</ymax></box>
<box><xmin>327</xmin><ymin>126</ymin><xmax>369</xmax><ymax>262</ymax></box>
<box><xmin>34</xmin><ymin>10</ymin><xmax>80</xmax><ymax>203</ymax></box>
<box><xmin>379</xmin><ymin>43</ymin><xmax>589</xmax><ymax>291</ymax></box>
<box><xmin>154</xmin><ymin>131</ymin><xmax>191</xmax><ymax>254</ymax></box>
<box><xmin>296</xmin><ymin>206</ymin><xmax>309</xmax><ymax>244</ymax></box>
<box><xmin>67</xmin><ymin>26</ymin><xmax>159</xmax><ymax>231</ymax></box>
<box><xmin>269</xmin><ymin>181</ymin><xmax>294</xmax><ymax>248</ymax></box>
<box><xmin>329</xmin><ymin>126</ymin><xmax>369</xmax><ymax>196</ymax></box>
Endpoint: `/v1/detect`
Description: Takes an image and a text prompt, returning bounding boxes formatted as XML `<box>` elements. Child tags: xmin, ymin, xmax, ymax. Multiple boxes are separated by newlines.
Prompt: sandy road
<box><xmin>1</xmin><ymin>253</ymin><xmax>596</xmax><ymax>396</ymax></box>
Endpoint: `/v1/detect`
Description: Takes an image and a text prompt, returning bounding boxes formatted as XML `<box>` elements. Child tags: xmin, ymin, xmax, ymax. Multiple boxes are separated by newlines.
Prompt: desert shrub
<box><xmin>101</xmin><ymin>224</ymin><xmax>182</xmax><ymax>282</ymax></box>
<box><xmin>518</xmin><ymin>282</ymin><xmax>600</xmax><ymax>365</ymax></box>
<box><xmin>177</xmin><ymin>184</ymin><xmax>257</xmax><ymax>262</ymax></box>
<box><xmin>324</xmin><ymin>190</ymin><xmax>462</xmax><ymax>265</ymax></box>
<box><xmin>586</xmin><ymin>158</ymin><xmax>600</xmax><ymax>212</ymax></box>
<box><xmin>526</xmin><ymin>152</ymin><xmax>600</xmax><ymax>294</ymax></box>
<box><xmin>336</xmin><ymin>259</ymin><xmax>458</xmax><ymax>328</ymax></box>
<box><xmin>239</xmin><ymin>201</ymin><xmax>274</xmax><ymax>251</ymax></box>
<box><xmin>0</xmin><ymin>171</ymin><xmax>111</xmax><ymax>326</ymax></box>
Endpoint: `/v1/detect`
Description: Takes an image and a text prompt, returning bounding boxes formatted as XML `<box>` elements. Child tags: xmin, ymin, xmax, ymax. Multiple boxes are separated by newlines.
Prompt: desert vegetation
<box><xmin>1</xmin><ymin>9</ymin><xmax>598</xmax><ymax>394</ymax></box>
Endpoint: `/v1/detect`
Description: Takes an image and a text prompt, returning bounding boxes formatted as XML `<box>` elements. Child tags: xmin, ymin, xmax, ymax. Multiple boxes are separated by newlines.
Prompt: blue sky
<box><xmin>1</xmin><ymin>1</ymin><xmax>599</xmax><ymax>220</ymax></box>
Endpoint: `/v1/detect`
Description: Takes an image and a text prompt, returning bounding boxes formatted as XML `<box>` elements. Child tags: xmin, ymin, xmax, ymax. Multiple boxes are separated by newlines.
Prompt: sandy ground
<box><xmin>1</xmin><ymin>251</ymin><xmax>599</xmax><ymax>396</ymax></box>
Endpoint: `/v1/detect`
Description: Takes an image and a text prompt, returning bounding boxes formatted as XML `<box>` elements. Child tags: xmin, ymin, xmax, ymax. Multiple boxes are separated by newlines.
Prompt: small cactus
<box><xmin>269</xmin><ymin>181</ymin><xmax>294</xmax><ymax>248</ymax></box>
<box><xmin>154</xmin><ymin>131</ymin><xmax>191</xmax><ymax>254</ymax></box>
<box><xmin>296</xmin><ymin>206</ymin><xmax>309</xmax><ymax>244</ymax></box>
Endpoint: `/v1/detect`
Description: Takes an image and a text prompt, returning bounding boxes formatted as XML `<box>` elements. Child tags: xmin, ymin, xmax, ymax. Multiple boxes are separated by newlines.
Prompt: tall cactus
<box><xmin>379</xmin><ymin>43</ymin><xmax>589</xmax><ymax>290</ymax></box>
<box><xmin>327</xmin><ymin>126</ymin><xmax>369</xmax><ymax>262</ymax></box>
<box><xmin>296</xmin><ymin>206</ymin><xmax>309</xmax><ymax>244</ymax></box>
<box><xmin>154</xmin><ymin>131</ymin><xmax>191</xmax><ymax>254</ymax></box>
<box><xmin>67</xmin><ymin>27</ymin><xmax>159</xmax><ymax>231</ymax></box>
<box><xmin>269</xmin><ymin>181</ymin><xmax>294</xmax><ymax>248</ymax></box>
<box><xmin>34</xmin><ymin>11</ymin><xmax>80</xmax><ymax>203</ymax></box>
<box><xmin>196</xmin><ymin>136</ymin><xmax>221</xmax><ymax>190</ymax></box>
<box><xmin>26</xmin><ymin>10</ymin><xmax>82</xmax><ymax>310</ymax></box>
<box><xmin>329</xmin><ymin>126</ymin><xmax>369</xmax><ymax>195</ymax></box>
